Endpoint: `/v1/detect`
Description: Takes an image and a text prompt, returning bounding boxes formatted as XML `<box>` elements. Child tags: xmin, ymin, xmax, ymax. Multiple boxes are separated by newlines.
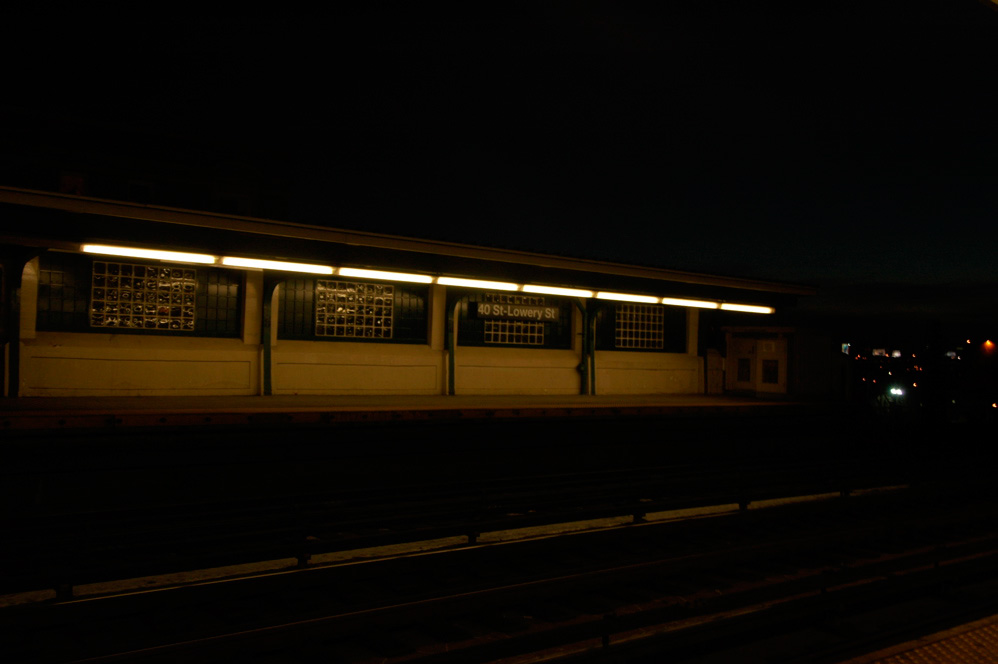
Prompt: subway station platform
<box><xmin>0</xmin><ymin>393</ymin><xmax>831</xmax><ymax>431</ymax></box>
<box><xmin>837</xmin><ymin>613</ymin><xmax>998</xmax><ymax>664</ymax></box>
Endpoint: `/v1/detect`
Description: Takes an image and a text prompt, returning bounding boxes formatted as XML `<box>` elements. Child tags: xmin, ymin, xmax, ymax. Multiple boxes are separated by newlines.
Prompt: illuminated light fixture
<box><xmin>720</xmin><ymin>303</ymin><xmax>775</xmax><ymax>314</ymax></box>
<box><xmin>522</xmin><ymin>284</ymin><xmax>594</xmax><ymax>298</ymax></box>
<box><xmin>81</xmin><ymin>244</ymin><xmax>216</xmax><ymax>265</ymax></box>
<box><xmin>660</xmin><ymin>297</ymin><xmax>719</xmax><ymax>309</ymax></box>
<box><xmin>890</xmin><ymin>387</ymin><xmax>904</xmax><ymax>396</ymax></box>
<box><xmin>337</xmin><ymin>267</ymin><xmax>433</xmax><ymax>284</ymax></box>
<box><xmin>595</xmin><ymin>291</ymin><xmax>659</xmax><ymax>304</ymax></box>
<box><xmin>437</xmin><ymin>276</ymin><xmax>519</xmax><ymax>291</ymax></box>
<box><xmin>220</xmin><ymin>257</ymin><xmax>333</xmax><ymax>274</ymax></box>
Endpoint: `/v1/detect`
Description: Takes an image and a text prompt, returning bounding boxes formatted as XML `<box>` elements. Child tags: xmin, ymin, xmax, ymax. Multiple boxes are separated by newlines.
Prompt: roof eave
<box><xmin>0</xmin><ymin>186</ymin><xmax>816</xmax><ymax>297</ymax></box>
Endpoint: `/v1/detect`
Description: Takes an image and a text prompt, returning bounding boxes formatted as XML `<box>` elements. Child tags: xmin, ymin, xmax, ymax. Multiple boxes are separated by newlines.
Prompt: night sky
<box><xmin>4</xmin><ymin>3</ymin><xmax>998</xmax><ymax>333</ymax></box>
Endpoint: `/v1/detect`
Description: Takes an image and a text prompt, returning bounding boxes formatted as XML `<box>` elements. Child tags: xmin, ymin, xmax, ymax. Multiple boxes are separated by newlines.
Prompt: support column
<box><xmin>446</xmin><ymin>299</ymin><xmax>461</xmax><ymax>395</ymax></box>
<box><xmin>588</xmin><ymin>307</ymin><xmax>600</xmax><ymax>395</ymax></box>
<box><xmin>686</xmin><ymin>308</ymin><xmax>699</xmax><ymax>357</ymax></box>
<box><xmin>575</xmin><ymin>299</ymin><xmax>589</xmax><ymax>395</ymax></box>
<box><xmin>260</xmin><ymin>276</ymin><xmax>282</xmax><ymax>396</ymax></box>
<box><xmin>1</xmin><ymin>248</ymin><xmax>42</xmax><ymax>398</ymax></box>
<box><xmin>428</xmin><ymin>283</ymin><xmax>447</xmax><ymax>394</ymax></box>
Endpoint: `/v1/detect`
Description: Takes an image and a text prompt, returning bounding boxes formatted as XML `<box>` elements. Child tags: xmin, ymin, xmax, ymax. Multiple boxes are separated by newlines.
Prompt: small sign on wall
<box><xmin>472</xmin><ymin>302</ymin><xmax>559</xmax><ymax>322</ymax></box>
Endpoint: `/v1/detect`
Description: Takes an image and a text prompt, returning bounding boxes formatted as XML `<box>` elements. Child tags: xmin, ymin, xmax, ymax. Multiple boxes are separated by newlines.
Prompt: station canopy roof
<box><xmin>0</xmin><ymin>186</ymin><xmax>814</xmax><ymax>310</ymax></box>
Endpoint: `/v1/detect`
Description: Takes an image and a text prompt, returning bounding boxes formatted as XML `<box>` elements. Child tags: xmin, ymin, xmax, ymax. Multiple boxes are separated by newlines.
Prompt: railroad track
<box><xmin>0</xmin><ymin>455</ymin><xmax>909</xmax><ymax>598</ymax></box>
<box><xmin>3</xmin><ymin>478</ymin><xmax>996</xmax><ymax>663</ymax></box>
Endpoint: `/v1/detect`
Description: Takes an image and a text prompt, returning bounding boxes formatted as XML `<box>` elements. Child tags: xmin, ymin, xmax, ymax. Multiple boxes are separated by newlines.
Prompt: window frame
<box><xmin>277</xmin><ymin>277</ymin><xmax>429</xmax><ymax>345</ymax></box>
<box><xmin>35</xmin><ymin>251</ymin><xmax>243</xmax><ymax>338</ymax></box>
<box><xmin>593</xmin><ymin>300</ymin><xmax>687</xmax><ymax>353</ymax></box>
<box><xmin>451</xmin><ymin>290</ymin><xmax>573</xmax><ymax>349</ymax></box>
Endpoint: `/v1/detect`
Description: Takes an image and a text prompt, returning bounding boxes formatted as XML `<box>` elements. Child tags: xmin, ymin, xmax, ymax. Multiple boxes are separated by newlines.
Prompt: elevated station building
<box><xmin>1</xmin><ymin>187</ymin><xmax>814</xmax><ymax>399</ymax></box>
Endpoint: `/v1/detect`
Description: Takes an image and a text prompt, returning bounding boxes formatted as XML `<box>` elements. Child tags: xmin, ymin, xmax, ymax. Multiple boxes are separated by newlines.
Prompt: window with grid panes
<box><xmin>198</xmin><ymin>269</ymin><xmax>242</xmax><ymax>336</ymax></box>
<box><xmin>37</xmin><ymin>252</ymin><xmax>90</xmax><ymax>330</ymax></box>
<box><xmin>483</xmin><ymin>292</ymin><xmax>545</xmax><ymax>345</ymax></box>
<box><xmin>592</xmin><ymin>300</ymin><xmax>685</xmax><ymax>352</ymax></box>
<box><xmin>277</xmin><ymin>278</ymin><xmax>427</xmax><ymax>344</ymax></box>
<box><xmin>453</xmin><ymin>290</ymin><xmax>571</xmax><ymax>349</ymax></box>
<box><xmin>91</xmin><ymin>261</ymin><xmax>197</xmax><ymax>331</ymax></box>
<box><xmin>316</xmin><ymin>280</ymin><xmax>394</xmax><ymax>339</ymax></box>
<box><xmin>36</xmin><ymin>252</ymin><xmax>241</xmax><ymax>337</ymax></box>
<box><xmin>615</xmin><ymin>303</ymin><xmax>665</xmax><ymax>349</ymax></box>
<box><xmin>277</xmin><ymin>279</ymin><xmax>314</xmax><ymax>339</ymax></box>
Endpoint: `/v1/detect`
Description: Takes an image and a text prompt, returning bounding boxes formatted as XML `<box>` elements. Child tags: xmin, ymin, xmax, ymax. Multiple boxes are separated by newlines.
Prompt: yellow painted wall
<box><xmin>20</xmin><ymin>334</ymin><xmax>259</xmax><ymax>396</ymax></box>
<box><xmin>453</xmin><ymin>347</ymin><xmax>581</xmax><ymax>395</ymax></box>
<box><xmin>272</xmin><ymin>340</ymin><xmax>443</xmax><ymax>395</ymax></box>
<box><xmin>594</xmin><ymin>350</ymin><xmax>701</xmax><ymax>394</ymax></box>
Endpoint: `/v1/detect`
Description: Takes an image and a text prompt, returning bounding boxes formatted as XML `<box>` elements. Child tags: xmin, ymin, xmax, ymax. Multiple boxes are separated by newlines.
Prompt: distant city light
<box><xmin>890</xmin><ymin>387</ymin><xmax>904</xmax><ymax>396</ymax></box>
<box><xmin>873</xmin><ymin>349</ymin><xmax>886</xmax><ymax>357</ymax></box>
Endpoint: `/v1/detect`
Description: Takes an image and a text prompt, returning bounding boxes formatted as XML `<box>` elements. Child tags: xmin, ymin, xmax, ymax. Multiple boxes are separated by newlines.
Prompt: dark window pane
<box><xmin>762</xmin><ymin>359</ymin><xmax>779</xmax><ymax>384</ymax></box>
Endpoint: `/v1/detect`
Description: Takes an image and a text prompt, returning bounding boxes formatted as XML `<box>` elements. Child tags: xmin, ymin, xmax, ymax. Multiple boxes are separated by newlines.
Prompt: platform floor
<box><xmin>837</xmin><ymin>614</ymin><xmax>998</xmax><ymax>663</ymax></box>
<box><xmin>0</xmin><ymin>393</ymin><xmax>828</xmax><ymax>430</ymax></box>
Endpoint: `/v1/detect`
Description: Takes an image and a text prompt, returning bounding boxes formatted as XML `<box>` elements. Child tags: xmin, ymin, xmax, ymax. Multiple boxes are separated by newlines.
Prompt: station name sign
<box><xmin>473</xmin><ymin>302</ymin><xmax>559</xmax><ymax>322</ymax></box>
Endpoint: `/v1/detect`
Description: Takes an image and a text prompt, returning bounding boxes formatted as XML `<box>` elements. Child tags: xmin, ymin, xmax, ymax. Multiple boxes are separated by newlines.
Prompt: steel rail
<box><xmin>10</xmin><ymin>488</ymin><xmax>996</xmax><ymax>663</ymax></box>
<box><xmin>0</xmin><ymin>458</ymin><xmax>910</xmax><ymax>596</ymax></box>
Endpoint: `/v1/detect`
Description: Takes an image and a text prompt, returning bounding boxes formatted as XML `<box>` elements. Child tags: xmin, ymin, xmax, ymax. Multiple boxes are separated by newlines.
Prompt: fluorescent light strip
<box><xmin>661</xmin><ymin>297</ymin><xmax>719</xmax><ymax>309</ymax></box>
<box><xmin>595</xmin><ymin>291</ymin><xmax>659</xmax><ymax>304</ymax></box>
<box><xmin>221</xmin><ymin>257</ymin><xmax>334</xmax><ymax>274</ymax></box>
<box><xmin>437</xmin><ymin>276</ymin><xmax>519</xmax><ymax>291</ymax></box>
<box><xmin>81</xmin><ymin>244</ymin><xmax>217</xmax><ymax>265</ymax></box>
<box><xmin>338</xmin><ymin>267</ymin><xmax>433</xmax><ymax>284</ymax></box>
<box><xmin>720</xmin><ymin>303</ymin><xmax>774</xmax><ymax>314</ymax></box>
<box><xmin>81</xmin><ymin>246</ymin><xmax>776</xmax><ymax>313</ymax></box>
<box><xmin>522</xmin><ymin>284</ymin><xmax>594</xmax><ymax>298</ymax></box>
